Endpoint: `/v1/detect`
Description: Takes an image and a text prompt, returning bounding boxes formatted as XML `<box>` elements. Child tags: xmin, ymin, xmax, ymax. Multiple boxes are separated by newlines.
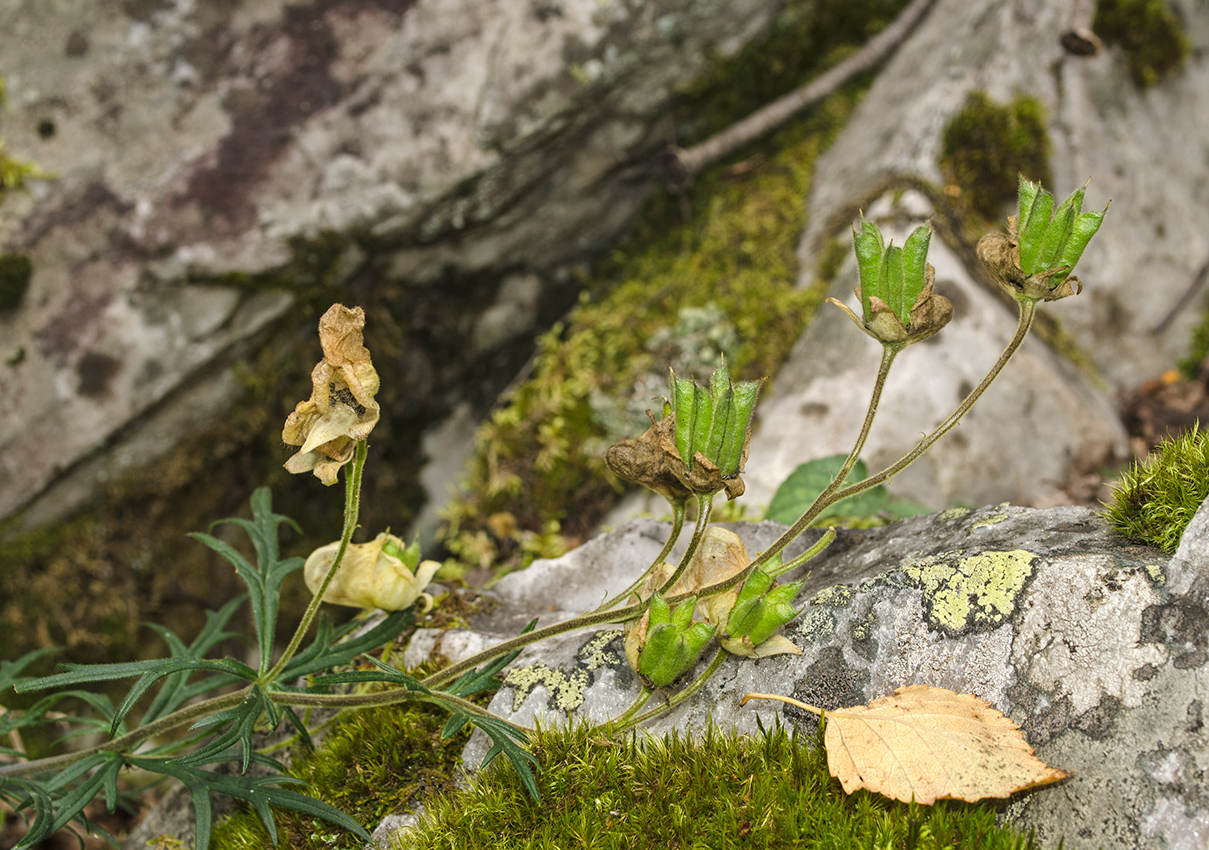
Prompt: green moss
<box><xmin>1094</xmin><ymin>0</ymin><xmax>1190</xmax><ymax>88</ymax></box>
<box><xmin>0</xmin><ymin>252</ymin><xmax>32</xmax><ymax>311</ymax></box>
<box><xmin>939</xmin><ymin>91</ymin><xmax>1051</xmax><ymax>222</ymax></box>
<box><xmin>1103</xmin><ymin>425</ymin><xmax>1209</xmax><ymax>553</ymax></box>
<box><xmin>404</xmin><ymin>722</ymin><xmax>1043</xmax><ymax>850</ymax></box>
<box><xmin>210</xmin><ymin>702</ymin><xmax>471</xmax><ymax>850</ymax></box>
<box><xmin>1179</xmin><ymin>303</ymin><xmax>1209</xmax><ymax>380</ymax></box>
<box><xmin>437</xmin><ymin>2</ymin><xmax>914</xmax><ymax>578</ymax></box>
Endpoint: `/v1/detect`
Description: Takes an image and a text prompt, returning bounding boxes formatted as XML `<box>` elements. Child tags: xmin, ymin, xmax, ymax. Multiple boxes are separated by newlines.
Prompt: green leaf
<box><xmin>1016</xmin><ymin>175</ymin><xmax>1039</xmax><ymax>232</ymax></box>
<box><xmin>280</xmin><ymin>608</ymin><xmax>414</xmax><ymax>682</ymax></box>
<box><xmin>764</xmin><ymin>455</ymin><xmax>887</xmax><ymax>526</ymax></box>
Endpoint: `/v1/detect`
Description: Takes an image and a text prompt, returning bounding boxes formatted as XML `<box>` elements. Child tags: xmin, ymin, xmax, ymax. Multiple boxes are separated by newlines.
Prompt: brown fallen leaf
<box><xmin>742</xmin><ymin>684</ymin><xmax>1071</xmax><ymax>804</ymax></box>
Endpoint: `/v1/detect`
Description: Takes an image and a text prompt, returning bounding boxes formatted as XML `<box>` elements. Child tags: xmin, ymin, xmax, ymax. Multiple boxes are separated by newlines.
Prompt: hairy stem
<box><xmin>598</xmin><ymin>498</ymin><xmax>687</xmax><ymax>612</ymax></box>
<box><xmin>754</xmin><ymin>344</ymin><xmax>899</xmax><ymax>569</ymax></box>
<box><xmin>657</xmin><ymin>493</ymin><xmax>715</xmax><ymax>595</ymax></box>
<box><xmin>0</xmin><ymin>688</ymin><xmax>251</xmax><ymax>778</ymax></box>
<box><xmin>820</xmin><ymin>299</ymin><xmax>1036</xmax><ymax>508</ymax></box>
<box><xmin>267</xmin><ymin>440</ymin><xmax>368</xmax><ymax>682</ymax></box>
<box><xmin>616</xmin><ymin>649</ymin><xmax>728</xmax><ymax>731</ymax></box>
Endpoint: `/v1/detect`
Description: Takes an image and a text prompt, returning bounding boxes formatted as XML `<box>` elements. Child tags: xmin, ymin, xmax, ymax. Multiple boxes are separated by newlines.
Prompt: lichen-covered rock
<box><xmin>0</xmin><ymin>0</ymin><xmax>783</xmax><ymax>528</ymax></box>
<box><xmin>446</xmin><ymin>500</ymin><xmax>1209</xmax><ymax>850</ymax></box>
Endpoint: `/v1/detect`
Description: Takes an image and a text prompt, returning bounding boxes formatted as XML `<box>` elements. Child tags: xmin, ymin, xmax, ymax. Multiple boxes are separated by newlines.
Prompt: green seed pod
<box><xmin>853</xmin><ymin>215</ymin><xmax>885</xmax><ymax>322</ymax></box>
<box><xmin>637</xmin><ymin>593</ymin><xmax>716</xmax><ymax>688</ymax></box>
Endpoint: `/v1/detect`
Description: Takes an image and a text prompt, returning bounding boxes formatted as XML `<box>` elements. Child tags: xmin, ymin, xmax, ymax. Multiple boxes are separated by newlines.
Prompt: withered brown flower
<box><xmin>283</xmin><ymin>304</ymin><xmax>380</xmax><ymax>485</ymax></box>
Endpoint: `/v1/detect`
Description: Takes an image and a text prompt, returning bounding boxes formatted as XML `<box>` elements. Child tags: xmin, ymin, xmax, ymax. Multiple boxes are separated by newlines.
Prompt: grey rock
<box><xmin>439</xmin><ymin>501</ymin><xmax>1209</xmax><ymax>850</ymax></box>
<box><xmin>798</xmin><ymin>0</ymin><xmax>1209</xmax><ymax>391</ymax></box>
<box><xmin>740</xmin><ymin>0</ymin><xmax>1209</xmax><ymax>515</ymax></box>
<box><xmin>0</xmin><ymin>0</ymin><xmax>785</xmax><ymax>529</ymax></box>
<box><xmin>743</xmin><ymin>190</ymin><xmax>1130</xmax><ymax>513</ymax></box>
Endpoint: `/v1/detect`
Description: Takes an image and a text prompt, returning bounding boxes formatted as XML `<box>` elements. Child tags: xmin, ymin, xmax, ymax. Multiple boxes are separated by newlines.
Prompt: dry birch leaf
<box><xmin>742</xmin><ymin>684</ymin><xmax>1071</xmax><ymax>804</ymax></box>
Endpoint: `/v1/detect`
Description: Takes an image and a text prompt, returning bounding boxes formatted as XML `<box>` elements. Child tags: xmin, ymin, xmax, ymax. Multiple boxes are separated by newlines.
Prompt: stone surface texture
<box><xmin>742</xmin><ymin>0</ymin><xmax>1209</xmax><ymax>513</ymax></box>
<box><xmin>0</xmin><ymin>0</ymin><xmax>781</xmax><ymax>528</ymax></box>
<box><xmin>429</xmin><ymin>501</ymin><xmax>1209</xmax><ymax>850</ymax></box>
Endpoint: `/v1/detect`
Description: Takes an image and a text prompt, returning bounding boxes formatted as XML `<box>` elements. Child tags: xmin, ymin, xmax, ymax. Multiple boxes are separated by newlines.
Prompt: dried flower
<box><xmin>283</xmin><ymin>304</ymin><xmax>380</xmax><ymax>485</ymax></box>
<box><xmin>977</xmin><ymin>176</ymin><xmax>1107</xmax><ymax>303</ymax></box>
<box><xmin>606</xmin><ymin>365</ymin><xmax>761</xmax><ymax>502</ymax></box>
<box><xmin>304</xmin><ymin>533</ymin><xmax>440</xmax><ymax>612</ymax></box>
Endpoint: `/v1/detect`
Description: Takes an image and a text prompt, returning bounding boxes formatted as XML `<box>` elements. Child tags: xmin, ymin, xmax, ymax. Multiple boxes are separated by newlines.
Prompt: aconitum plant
<box><xmin>0</xmin><ymin>178</ymin><xmax>1105</xmax><ymax>850</ymax></box>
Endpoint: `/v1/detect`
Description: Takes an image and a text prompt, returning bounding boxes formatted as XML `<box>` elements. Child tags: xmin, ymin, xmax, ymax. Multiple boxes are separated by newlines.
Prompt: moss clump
<box><xmin>1094</xmin><ymin>0</ymin><xmax>1189</xmax><ymax>88</ymax></box>
<box><xmin>1103</xmin><ymin>425</ymin><xmax>1209</xmax><ymax>553</ymax></box>
<box><xmin>210</xmin><ymin>701</ymin><xmax>471</xmax><ymax>850</ymax></box>
<box><xmin>0</xmin><ymin>252</ymin><xmax>32</xmax><ymax>311</ymax></box>
<box><xmin>405</xmin><ymin>722</ymin><xmax>1043</xmax><ymax>849</ymax></box>
<box><xmin>939</xmin><ymin>91</ymin><xmax>1051</xmax><ymax>222</ymax></box>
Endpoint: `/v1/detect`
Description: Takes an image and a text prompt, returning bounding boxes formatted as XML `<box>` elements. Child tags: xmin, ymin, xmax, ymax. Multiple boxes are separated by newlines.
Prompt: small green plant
<box><xmin>1103</xmin><ymin>425</ymin><xmax>1209</xmax><ymax>553</ymax></box>
<box><xmin>1</xmin><ymin>174</ymin><xmax>1105</xmax><ymax>848</ymax></box>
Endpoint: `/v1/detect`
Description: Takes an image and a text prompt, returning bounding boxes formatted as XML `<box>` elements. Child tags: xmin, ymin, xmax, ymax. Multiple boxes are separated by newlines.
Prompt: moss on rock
<box><xmin>1094</xmin><ymin>0</ymin><xmax>1190</xmax><ymax>88</ymax></box>
<box><xmin>0</xmin><ymin>252</ymin><xmax>32</xmax><ymax>311</ymax></box>
<box><xmin>939</xmin><ymin>91</ymin><xmax>1051</xmax><ymax>222</ymax></box>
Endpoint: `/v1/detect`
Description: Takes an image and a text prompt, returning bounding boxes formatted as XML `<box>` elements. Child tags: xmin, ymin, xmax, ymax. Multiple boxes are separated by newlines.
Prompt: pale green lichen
<box><xmin>970</xmin><ymin>504</ymin><xmax>1013</xmax><ymax>529</ymax></box>
<box><xmin>811</xmin><ymin>584</ymin><xmax>854</xmax><ymax>607</ymax></box>
<box><xmin>1143</xmin><ymin>563</ymin><xmax>1166</xmax><ymax>587</ymax></box>
<box><xmin>794</xmin><ymin>606</ymin><xmax>837</xmax><ymax>643</ymax></box>
<box><xmin>901</xmin><ymin>550</ymin><xmax>1038</xmax><ymax>633</ymax></box>
<box><xmin>504</xmin><ymin>661</ymin><xmax>591</xmax><ymax>713</ymax></box>
<box><xmin>503</xmin><ymin>631</ymin><xmax>622</xmax><ymax>712</ymax></box>
<box><xmin>578</xmin><ymin>630</ymin><xmax>622</xmax><ymax>670</ymax></box>
<box><xmin>937</xmin><ymin>507</ymin><xmax>972</xmax><ymax>522</ymax></box>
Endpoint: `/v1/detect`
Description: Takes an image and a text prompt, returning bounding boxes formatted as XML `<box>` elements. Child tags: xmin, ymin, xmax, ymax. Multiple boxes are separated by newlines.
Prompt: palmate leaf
<box><xmin>139</xmin><ymin>595</ymin><xmax>248</xmax><ymax>727</ymax></box>
<box><xmin>280</xmin><ymin>608</ymin><xmax>415</xmax><ymax>683</ymax></box>
<box><xmin>313</xmin><ymin>650</ymin><xmax>542</xmax><ymax>800</ymax></box>
<box><xmin>191</xmin><ymin>487</ymin><xmax>303</xmax><ymax>675</ymax></box>
<box><xmin>130</xmin><ymin>757</ymin><xmax>370</xmax><ymax>850</ymax></box>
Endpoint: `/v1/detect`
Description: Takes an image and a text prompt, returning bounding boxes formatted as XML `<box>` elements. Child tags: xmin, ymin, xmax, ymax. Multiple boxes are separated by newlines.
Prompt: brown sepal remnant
<box><xmin>977</xmin><ymin>218</ymin><xmax>1081</xmax><ymax>303</ymax></box>
<box><xmin>830</xmin><ymin>264</ymin><xmax>953</xmax><ymax>347</ymax></box>
<box><xmin>282</xmin><ymin>304</ymin><xmax>380</xmax><ymax>485</ymax></box>
<box><xmin>606</xmin><ymin>412</ymin><xmax>746</xmax><ymax>501</ymax></box>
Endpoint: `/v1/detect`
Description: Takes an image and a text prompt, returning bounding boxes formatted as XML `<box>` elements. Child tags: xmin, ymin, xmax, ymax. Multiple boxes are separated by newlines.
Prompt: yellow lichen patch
<box><xmin>1143</xmin><ymin>563</ymin><xmax>1166</xmax><ymax>587</ymax></box>
<box><xmin>902</xmin><ymin>550</ymin><xmax>1038</xmax><ymax>633</ymax></box>
<box><xmin>970</xmin><ymin>505</ymin><xmax>1013</xmax><ymax>530</ymax></box>
<box><xmin>811</xmin><ymin>584</ymin><xmax>854</xmax><ymax>607</ymax></box>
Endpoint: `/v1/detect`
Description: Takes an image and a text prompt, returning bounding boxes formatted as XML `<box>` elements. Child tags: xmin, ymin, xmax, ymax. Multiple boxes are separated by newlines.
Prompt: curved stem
<box><xmin>815</xmin><ymin>299</ymin><xmax>1036</xmax><ymax>510</ymax></box>
<box><xmin>267</xmin><ymin>440</ymin><xmax>368</xmax><ymax>682</ymax></box>
<box><xmin>754</xmin><ymin>344</ymin><xmax>899</xmax><ymax>569</ymax></box>
<box><xmin>657</xmin><ymin>493</ymin><xmax>714</xmax><ymax>595</ymax></box>
<box><xmin>0</xmin><ymin>688</ymin><xmax>252</xmax><ymax>779</ymax></box>
<box><xmin>596</xmin><ymin>687</ymin><xmax>654</xmax><ymax>735</ymax></box>
<box><xmin>614</xmin><ymin>648</ymin><xmax>728</xmax><ymax>732</ymax></box>
<box><xmin>598</xmin><ymin>498</ymin><xmax>687</xmax><ymax>612</ymax></box>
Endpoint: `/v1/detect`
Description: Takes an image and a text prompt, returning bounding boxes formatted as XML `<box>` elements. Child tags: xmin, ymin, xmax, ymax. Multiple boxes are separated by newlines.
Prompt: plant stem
<box><xmin>0</xmin><ymin>688</ymin><xmax>252</xmax><ymax>779</ymax></box>
<box><xmin>598</xmin><ymin>498</ymin><xmax>687</xmax><ymax>612</ymax></box>
<box><xmin>818</xmin><ymin>299</ymin><xmax>1037</xmax><ymax>508</ymax></box>
<box><xmin>657</xmin><ymin>493</ymin><xmax>714</xmax><ymax>595</ymax></box>
<box><xmin>266</xmin><ymin>440</ymin><xmax>368</xmax><ymax>682</ymax></box>
<box><xmin>754</xmin><ymin>344</ymin><xmax>899</xmax><ymax>569</ymax></box>
<box><xmin>615</xmin><ymin>649</ymin><xmax>728</xmax><ymax>731</ymax></box>
<box><xmin>594</xmin><ymin>687</ymin><xmax>654</xmax><ymax>735</ymax></box>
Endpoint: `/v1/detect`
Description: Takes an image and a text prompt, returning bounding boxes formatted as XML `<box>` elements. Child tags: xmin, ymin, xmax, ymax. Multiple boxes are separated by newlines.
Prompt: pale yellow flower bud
<box><xmin>304</xmin><ymin>533</ymin><xmax>440</xmax><ymax>612</ymax></box>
